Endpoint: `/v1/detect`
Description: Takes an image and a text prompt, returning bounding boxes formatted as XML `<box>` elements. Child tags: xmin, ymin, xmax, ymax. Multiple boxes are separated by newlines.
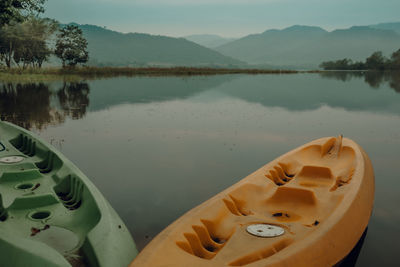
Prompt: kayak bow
<box><xmin>0</xmin><ymin>120</ymin><xmax>138</xmax><ymax>267</ymax></box>
<box><xmin>131</xmin><ymin>136</ymin><xmax>374</xmax><ymax>267</ymax></box>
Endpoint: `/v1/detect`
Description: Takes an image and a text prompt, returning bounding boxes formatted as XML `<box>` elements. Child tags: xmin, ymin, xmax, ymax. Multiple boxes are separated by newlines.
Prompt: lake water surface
<box><xmin>1</xmin><ymin>72</ymin><xmax>399</xmax><ymax>266</ymax></box>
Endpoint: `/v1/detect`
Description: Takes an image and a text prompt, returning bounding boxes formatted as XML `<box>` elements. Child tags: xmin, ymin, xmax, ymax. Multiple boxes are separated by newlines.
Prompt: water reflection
<box><xmin>0</xmin><ymin>72</ymin><xmax>399</xmax><ymax>266</ymax></box>
<box><xmin>318</xmin><ymin>71</ymin><xmax>400</xmax><ymax>92</ymax></box>
<box><xmin>1</xmin><ymin>72</ymin><xmax>399</xmax><ymax>131</ymax></box>
<box><xmin>0</xmin><ymin>81</ymin><xmax>90</xmax><ymax>130</ymax></box>
<box><xmin>217</xmin><ymin>72</ymin><xmax>400</xmax><ymax>114</ymax></box>
<box><xmin>0</xmin><ymin>83</ymin><xmax>64</xmax><ymax>130</ymax></box>
<box><xmin>87</xmin><ymin>75</ymin><xmax>234</xmax><ymax>111</ymax></box>
<box><xmin>57</xmin><ymin>82</ymin><xmax>90</xmax><ymax>120</ymax></box>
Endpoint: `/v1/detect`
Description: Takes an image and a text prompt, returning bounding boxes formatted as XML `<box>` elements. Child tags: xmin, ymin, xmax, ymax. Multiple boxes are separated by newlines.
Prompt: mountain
<box><xmin>183</xmin><ymin>34</ymin><xmax>237</xmax><ymax>49</ymax></box>
<box><xmin>68</xmin><ymin>24</ymin><xmax>243</xmax><ymax>67</ymax></box>
<box><xmin>60</xmin><ymin>22</ymin><xmax>400</xmax><ymax>69</ymax></box>
<box><xmin>370</xmin><ymin>22</ymin><xmax>400</xmax><ymax>34</ymax></box>
<box><xmin>215</xmin><ymin>25</ymin><xmax>400</xmax><ymax>68</ymax></box>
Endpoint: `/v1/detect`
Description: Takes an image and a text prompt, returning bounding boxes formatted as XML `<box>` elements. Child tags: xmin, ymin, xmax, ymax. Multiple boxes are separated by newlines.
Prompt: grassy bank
<box><xmin>0</xmin><ymin>73</ymin><xmax>86</xmax><ymax>83</ymax></box>
<box><xmin>0</xmin><ymin>66</ymin><xmax>310</xmax><ymax>82</ymax></box>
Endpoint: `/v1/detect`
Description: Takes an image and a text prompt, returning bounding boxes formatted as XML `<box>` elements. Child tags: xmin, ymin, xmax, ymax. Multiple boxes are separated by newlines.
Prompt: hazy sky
<box><xmin>44</xmin><ymin>0</ymin><xmax>400</xmax><ymax>37</ymax></box>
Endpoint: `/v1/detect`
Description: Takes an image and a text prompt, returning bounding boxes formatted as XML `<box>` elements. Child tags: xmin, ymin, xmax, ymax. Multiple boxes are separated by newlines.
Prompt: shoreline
<box><xmin>1</xmin><ymin>67</ymin><xmax>394</xmax><ymax>83</ymax></box>
<box><xmin>0</xmin><ymin>67</ymin><xmax>320</xmax><ymax>82</ymax></box>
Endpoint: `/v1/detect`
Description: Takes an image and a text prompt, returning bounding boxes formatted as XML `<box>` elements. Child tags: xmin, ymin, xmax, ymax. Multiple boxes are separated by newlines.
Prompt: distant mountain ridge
<box><xmin>62</xmin><ymin>22</ymin><xmax>400</xmax><ymax>69</ymax></box>
<box><xmin>67</xmin><ymin>24</ymin><xmax>243</xmax><ymax>67</ymax></box>
<box><xmin>215</xmin><ymin>24</ymin><xmax>400</xmax><ymax>68</ymax></box>
<box><xmin>183</xmin><ymin>34</ymin><xmax>236</xmax><ymax>49</ymax></box>
<box><xmin>370</xmin><ymin>22</ymin><xmax>400</xmax><ymax>34</ymax></box>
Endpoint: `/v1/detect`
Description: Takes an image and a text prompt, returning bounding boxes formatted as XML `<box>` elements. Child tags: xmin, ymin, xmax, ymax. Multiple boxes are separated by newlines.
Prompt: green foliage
<box><xmin>0</xmin><ymin>0</ymin><xmax>46</xmax><ymax>26</ymax></box>
<box><xmin>320</xmin><ymin>49</ymin><xmax>400</xmax><ymax>70</ymax></box>
<box><xmin>319</xmin><ymin>58</ymin><xmax>364</xmax><ymax>70</ymax></box>
<box><xmin>0</xmin><ymin>17</ymin><xmax>58</xmax><ymax>68</ymax></box>
<box><xmin>390</xmin><ymin>49</ymin><xmax>400</xmax><ymax>69</ymax></box>
<box><xmin>55</xmin><ymin>25</ymin><xmax>89</xmax><ymax>67</ymax></box>
<box><xmin>365</xmin><ymin>51</ymin><xmax>387</xmax><ymax>70</ymax></box>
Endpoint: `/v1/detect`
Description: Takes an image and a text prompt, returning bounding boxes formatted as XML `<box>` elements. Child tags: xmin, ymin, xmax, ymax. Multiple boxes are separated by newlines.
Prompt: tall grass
<box><xmin>0</xmin><ymin>66</ymin><xmax>313</xmax><ymax>82</ymax></box>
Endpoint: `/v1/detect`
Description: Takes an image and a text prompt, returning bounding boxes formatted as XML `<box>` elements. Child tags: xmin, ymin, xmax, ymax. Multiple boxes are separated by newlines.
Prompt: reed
<box><xmin>0</xmin><ymin>66</ymin><xmax>318</xmax><ymax>82</ymax></box>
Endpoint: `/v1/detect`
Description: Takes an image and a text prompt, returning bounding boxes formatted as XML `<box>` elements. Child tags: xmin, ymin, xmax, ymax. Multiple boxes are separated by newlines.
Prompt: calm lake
<box><xmin>1</xmin><ymin>71</ymin><xmax>399</xmax><ymax>266</ymax></box>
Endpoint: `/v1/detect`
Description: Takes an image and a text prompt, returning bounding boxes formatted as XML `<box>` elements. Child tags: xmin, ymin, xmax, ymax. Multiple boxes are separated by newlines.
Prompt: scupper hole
<box><xmin>30</xmin><ymin>211</ymin><xmax>51</xmax><ymax>220</ymax></box>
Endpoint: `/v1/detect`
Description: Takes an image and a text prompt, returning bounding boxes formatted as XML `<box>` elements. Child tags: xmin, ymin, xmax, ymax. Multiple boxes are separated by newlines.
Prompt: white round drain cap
<box><xmin>246</xmin><ymin>224</ymin><xmax>285</xmax><ymax>238</ymax></box>
<box><xmin>0</xmin><ymin>156</ymin><xmax>25</xmax><ymax>164</ymax></box>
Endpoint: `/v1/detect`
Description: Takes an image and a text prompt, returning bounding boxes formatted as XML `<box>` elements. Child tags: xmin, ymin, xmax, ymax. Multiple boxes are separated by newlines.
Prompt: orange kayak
<box><xmin>130</xmin><ymin>136</ymin><xmax>374</xmax><ymax>267</ymax></box>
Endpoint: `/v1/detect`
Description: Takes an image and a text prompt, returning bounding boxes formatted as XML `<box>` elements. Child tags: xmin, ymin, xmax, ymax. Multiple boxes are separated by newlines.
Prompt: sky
<box><xmin>44</xmin><ymin>0</ymin><xmax>400</xmax><ymax>37</ymax></box>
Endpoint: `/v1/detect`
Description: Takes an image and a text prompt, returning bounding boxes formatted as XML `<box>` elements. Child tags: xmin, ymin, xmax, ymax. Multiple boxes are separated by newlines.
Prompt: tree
<box><xmin>0</xmin><ymin>17</ymin><xmax>57</xmax><ymax>68</ymax></box>
<box><xmin>20</xmin><ymin>17</ymin><xmax>58</xmax><ymax>68</ymax></box>
<box><xmin>0</xmin><ymin>22</ymin><xmax>24</xmax><ymax>68</ymax></box>
<box><xmin>319</xmin><ymin>58</ymin><xmax>354</xmax><ymax>70</ymax></box>
<box><xmin>0</xmin><ymin>0</ymin><xmax>46</xmax><ymax>27</ymax></box>
<box><xmin>55</xmin><ymin>25</ymin><xmax>89</xmax><ymax>67</ymax></box>
<box><xmin>365</xmin><ymin>51</ymin><xmax>387</xmax><ymax>70</ymax></box>
<box><xmin>320</xmin><ymin>49</ymin><xmax>400</xmax><ymax>71</ymax></box>
<box><xmin>390</xmin><ymin>48</ymin><xmax>400</xmax><ymax>69</ymax></box>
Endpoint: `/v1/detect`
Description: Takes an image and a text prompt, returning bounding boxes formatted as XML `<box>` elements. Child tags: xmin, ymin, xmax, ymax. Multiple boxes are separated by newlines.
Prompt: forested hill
<box><xmin>59</xmin><ymin>22</ymin><xmax>400</xmax><ymax>69</ymax></box>
<box><xmin>68</xmin><ymin>24</ymin><xmax>243</xmax><ymax>67</ymax></box>
<box><xmin>215</xmin><ymin>25</ymin><xmax>400</xmax><ymax>68</ymax></box>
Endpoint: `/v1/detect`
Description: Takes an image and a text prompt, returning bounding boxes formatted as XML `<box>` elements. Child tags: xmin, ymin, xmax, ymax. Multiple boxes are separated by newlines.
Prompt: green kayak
<box><xmin>0</xmin><ymin>120</ymin><xmax>138</xmax><ymax>266</ymax></box>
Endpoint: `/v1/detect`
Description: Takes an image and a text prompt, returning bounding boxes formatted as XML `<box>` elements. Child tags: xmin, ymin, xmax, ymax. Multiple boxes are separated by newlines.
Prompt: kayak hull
<box><xmin>0</xmin><ymin>121</ymin><xmax>138</xmax><ymax>267</ymax></box>
<box><xmin>131</xmin><ymin>136</ymin><xmax>374</xmax><ymax>267</ymax></box>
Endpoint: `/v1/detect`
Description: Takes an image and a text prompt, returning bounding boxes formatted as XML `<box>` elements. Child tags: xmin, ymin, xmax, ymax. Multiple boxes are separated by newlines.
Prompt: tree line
<box><xmin>320</xmin><ymin>49</ymin><xmax>400</xmax><ymax>70</ymax></box>
<box><xmin>0</xmin><ymin>0</ymin><xmax>89</xmax><ymax>69</ymax></box>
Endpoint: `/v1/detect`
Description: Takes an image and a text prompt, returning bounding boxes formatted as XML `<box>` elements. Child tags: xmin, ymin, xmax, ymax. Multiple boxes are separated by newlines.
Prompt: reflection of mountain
<box><xmin>0</xmin><ymin>76</ymin><xmax>234</xmax><ymax>129</ymax></box>
<box><xmin>215</xmin><ymin>72</ymin><xmax>400</xmax><ymax>115</ymax></box>
<box><xmin>0</xmin><ymin>82</ymin><xmax>90</xmax><ymax>130</ymax></box>
<box><xmin>1</xmin><ymin>72</ymin><xmax>399</xmax><ymax>131</ymax></box>
<box><xmin>87</xmin><ymin>72</ymin><xmax>400</xmax><ymax>115</ymax></box>
<box><xmin>87</xmin><ymin>75</ymin><xmax>235</xmax><ymax>111</ymax></box>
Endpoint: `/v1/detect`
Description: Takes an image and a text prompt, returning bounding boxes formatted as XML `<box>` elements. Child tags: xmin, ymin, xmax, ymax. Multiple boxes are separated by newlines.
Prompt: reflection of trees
<box><xmin>319</xmin><ymin>71</ymin><xmax>400</xmax><ymax>93</ymax></box>
<box><xmin>363</xmin><ymin>72</ymin><xmax>386</xmax><ymax>89</ymax></box>
<box><xmin>318</xmin><ymin>71</ymin><xmax>363</xmax><ymax>82</ymax></box>
<box><xmin>0</xmin><ymin>81</ymin><xmax>90</xmax><ymax>130</ymax></box>
<box><xmin>57</xmin><ymin>82</ymin><xmax>90</xmax><ymax>119</ymax></box>
<box><xmin>388</xmin><ymin>74</ymin><xmax>400</xmax><ymax>93</ymax></box>
<box><xmin>0</xmin><ymin>83</ymin><xmax>64</xmax><ymax>130</ymax></box>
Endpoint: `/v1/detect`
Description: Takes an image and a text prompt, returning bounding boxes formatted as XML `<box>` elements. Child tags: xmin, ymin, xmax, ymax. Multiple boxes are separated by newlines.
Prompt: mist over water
<box><xmin>1</xmin><ymin>72</ymin><xmax>399</xmax><ymax>266</ymax></box>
